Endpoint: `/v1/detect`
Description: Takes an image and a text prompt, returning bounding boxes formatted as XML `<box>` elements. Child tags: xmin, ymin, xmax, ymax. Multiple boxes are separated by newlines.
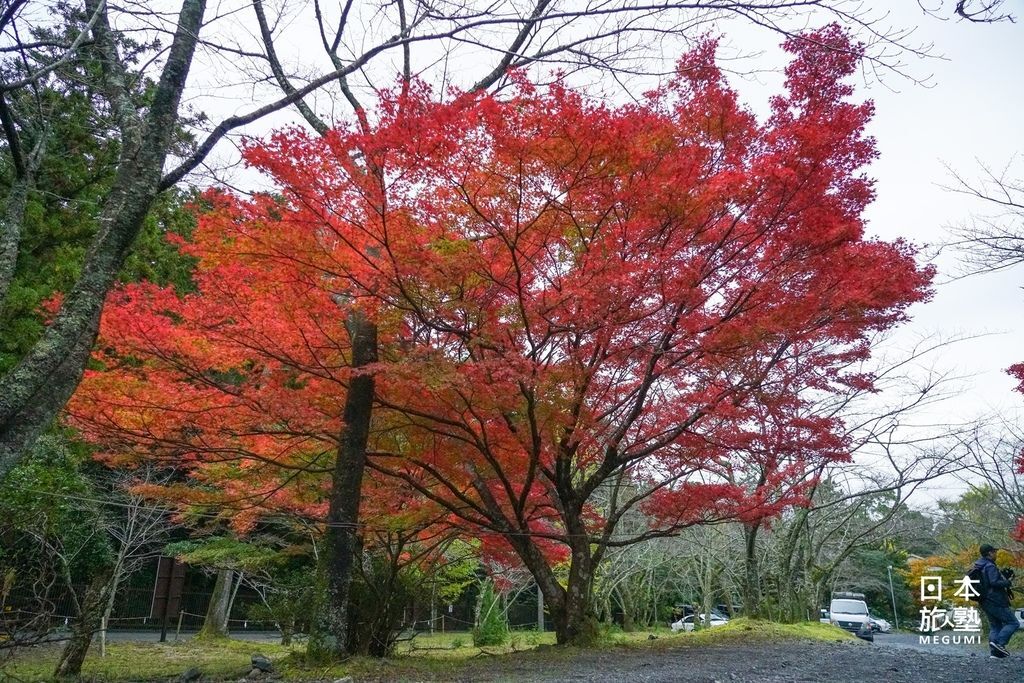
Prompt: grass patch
<box><xmin>1</xmin><ymin>638</ymin><xmax>296</xmax><ymax>682</ymax></box>
<box><xmin>395</xmin><ymin>629</ymin><xmax>557</xmax><ymax>659</ymax></box>
<box><xmin>669</xmin><ymin>618</ymin><xmax>858</xmax><ymax>646</ymax></box>
<box><xmin>0</xmin><ymin>621</ymin><xmax>856</xmax><ymax>682</ymax></box>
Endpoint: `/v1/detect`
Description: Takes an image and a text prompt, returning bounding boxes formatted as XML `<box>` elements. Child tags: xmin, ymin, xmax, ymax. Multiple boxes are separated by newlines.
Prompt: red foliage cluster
<box><xmin>1009</xmin><ymin>363</ymin><xmax>1024</xmax><ymax>541</ymax></box>
<box><xmin>70</xmin><ymin>27</ymin><xmax>932</xmax><ymax>568</ymax></box>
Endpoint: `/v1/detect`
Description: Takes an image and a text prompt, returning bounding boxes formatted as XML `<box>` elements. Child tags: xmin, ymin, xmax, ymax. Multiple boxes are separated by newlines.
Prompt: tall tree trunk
<box><xmin>551</xmin><ymin>542</ymin><xmax>598</xmax><ymax>646</ymax></box>
<box><xmin>701</xmin><ymin>562</ymin><xmax>716</xmax><ymax>630</ymax></box>
<box><xmin>537</xmin><ymin>583</ymin><xmax>545</xmax><ymax>631</ymax></box>
<box><xmin>227</xmin><ymin>570</ymin><xmax>244</xmax><ymax>622</ymax></box>
<box><xmin>777</xmin><ymin>507</ymin><xmax>810</xmax><ymax>621</ymax></box>
<box><xmin>0</xmin><ymin>175</ymin><xmax>31</xmax><ymax>304</ymax></box>
<box><xmin>616</xmin><ymin>584</ymin><xmax>635</xmax><ymax>632</ymax></box>
<box><xmin>198</xmin><ymin>568</ymin><xmax>234</xmax><ymax>639</ymax></box>
<box><xmin>0</xmin><ymin>0</ymin><xmax>207</xmax><ymax>478</ymax></box>
<box><xmin>742</xmin><ymin>521</ymin><xmax>762</xmax><ymax>617</ymax></box>
<box><xmin>54</xmin><ymin>569</ymin><xmax>114</xmax><ymax>678</ymax></box>
<box><xmin>307</xmin><ymin>311</ymin><xmax>377</xmax><ymax>661</ymax></box>
<box><xmin>99</xmin><ymin>554</ymin><xmax>127</xmax><ymax>657</ymax></box>
<box><xmin>0</xmin><ymin>95</ymin><xmax>45</xmax><ymax>305</ymax></box>
<box><xmin>506</xmin><ymin>533</ymin><xmax>575</xmax><ymax>643</ymax></box>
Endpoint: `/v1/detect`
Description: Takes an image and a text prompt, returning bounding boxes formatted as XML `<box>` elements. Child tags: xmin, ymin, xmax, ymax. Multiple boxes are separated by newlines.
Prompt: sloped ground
<box><xmin>4</xmin><ymin>622</ymin><xmax>1022</xmax><ymax>681</ymax></box>
<box><xmin>432</xmin><ymin>639</ymin><xmax>1023</xmax><ymax>683</ymax></box>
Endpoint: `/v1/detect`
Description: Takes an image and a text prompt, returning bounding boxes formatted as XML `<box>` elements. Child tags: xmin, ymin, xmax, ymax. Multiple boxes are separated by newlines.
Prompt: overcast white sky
<box><xmin>857</xmin><ymin>11</ymin><xmax>1023</xmax><ymax>503</ymax></box>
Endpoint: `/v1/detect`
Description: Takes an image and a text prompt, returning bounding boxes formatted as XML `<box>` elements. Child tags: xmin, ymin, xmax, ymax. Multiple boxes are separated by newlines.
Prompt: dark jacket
<box><xmin>973</xmin><ymin>556</ymin><xmax>1013</xmax><ymax>608</ymax></box>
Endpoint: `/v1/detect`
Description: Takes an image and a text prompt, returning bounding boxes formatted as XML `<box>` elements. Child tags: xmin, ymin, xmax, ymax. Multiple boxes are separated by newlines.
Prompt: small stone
<box><xmin>647</xmin><ymin>634</ymin><xmax>658</xmax><ymax>640</ymax></box>
<box><xmin>332</xmin><ymin>677</ymin><xmax>354</xmax><ymax>683</ymax></box>
<box><xmin>251</xmin><ymin>654</ymin><xmax>274</xmax><ymax>673</ymax></box>
<box><xmin>180</xmin><ymin>668</ymin><xmax>203</xmax><ymax>683</ymax></box>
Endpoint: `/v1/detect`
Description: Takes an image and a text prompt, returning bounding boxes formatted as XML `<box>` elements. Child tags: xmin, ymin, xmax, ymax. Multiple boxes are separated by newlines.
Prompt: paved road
<box><xmin>444</xmin><ymin>639</ymin><xmax>1024</xmax><ymax>682</ymax></box>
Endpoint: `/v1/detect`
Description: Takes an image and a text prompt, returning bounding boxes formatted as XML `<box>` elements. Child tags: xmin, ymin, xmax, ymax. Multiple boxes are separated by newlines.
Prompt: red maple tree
<box><xmin>71</xmin><ymin>26</ymin><xmax>933</xmax><ymax>645</ymax></box>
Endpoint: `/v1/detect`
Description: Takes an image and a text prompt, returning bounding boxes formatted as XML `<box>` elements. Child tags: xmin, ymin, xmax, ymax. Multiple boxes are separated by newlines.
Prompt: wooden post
<box><xmin>430</xmin><ymin>589</ymin><xmax>437</xmax><ymax>635</ymax></box>
<box><xmin>175</xmin><ymin>610</ymin><xmax>184</xmax><ymax>641</ymax></box>
<box><xmin>100</xmin><ymin>615</ymin><xmax>107</xmax><ymax>657</ymax></box>
<box><xmin>154</xmin><ymin>557</ymin><xmax>184</xmax><ymax>643</ymax></box>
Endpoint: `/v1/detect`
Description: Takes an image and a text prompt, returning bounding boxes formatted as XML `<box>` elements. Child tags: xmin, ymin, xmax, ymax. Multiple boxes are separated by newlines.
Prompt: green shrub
<box><xmin>472</xmin><ymin>580</ymin><xmax>508</xmax><ymax>647</ymax></box>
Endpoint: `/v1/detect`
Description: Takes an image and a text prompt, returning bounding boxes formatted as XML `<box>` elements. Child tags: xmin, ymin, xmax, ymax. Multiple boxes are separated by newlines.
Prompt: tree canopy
<box><xmin>69</xmin><ymin>26</ymin><xmax>934</xmax><ymax>646</ymax></box>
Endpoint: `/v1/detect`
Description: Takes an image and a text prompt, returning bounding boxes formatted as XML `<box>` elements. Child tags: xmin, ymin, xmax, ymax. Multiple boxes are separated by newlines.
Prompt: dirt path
<box><xmin>418</xmin><ymin>639</ymin><xmax>1024</xmax><ymax>682</ymax></box>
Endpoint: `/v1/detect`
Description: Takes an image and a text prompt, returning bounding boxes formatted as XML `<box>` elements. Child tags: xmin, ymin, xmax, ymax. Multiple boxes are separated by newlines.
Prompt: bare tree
<box><xmin>734</xmin><ymin>332</ymin><xmax>975</xmax><ymax>617</ymax></box>
<box><xmin>945</xmin><ymin>159</ymin><xmax>1024</xmax><ymax>277</ymax></box>
<box><xmin>56</xmin><ymin>468</ymin><xmax>173</xmax><ymax>676</ymax></box>
<box><xmin>96</xmin><ymin>468</ymin><xmax>174</xmax><ymax>656</ymax></box>
<box><xmin>952</xmin><ymin>0</ymin><xmax>1015</xmax><ymax>23</ymax></box>
<box><xmin>955</xmin><ymin>420</ymin><xmax>1024</xmax><ymax>528</ymax></box>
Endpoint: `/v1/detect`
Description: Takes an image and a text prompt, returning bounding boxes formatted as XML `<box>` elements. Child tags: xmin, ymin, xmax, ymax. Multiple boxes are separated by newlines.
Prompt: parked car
<box><xmin>671</xmin><ymin>613</ymin><xmax>729</xmax><ymax>632</ymax></box>
<box><xmin>1016</xmin><ymin>608</ymin><xmax>1024</xmax><ymax>628</ymax></box>
<box><xmin>869</xmin><ymin>617</ymin><xmax>892</xmax><ymax>633</ymax></box>
<box><xmin>819</xmin><ymin>608</ymin><xmax>831</xmax><ymax>624</ymax></box>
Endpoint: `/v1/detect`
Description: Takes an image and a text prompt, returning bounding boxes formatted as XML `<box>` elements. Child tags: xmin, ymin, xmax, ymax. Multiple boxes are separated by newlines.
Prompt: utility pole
<box><xmin>887</xmin><ymin>565</ymin><xmax>900</xmax><ymax>631</ymax></box>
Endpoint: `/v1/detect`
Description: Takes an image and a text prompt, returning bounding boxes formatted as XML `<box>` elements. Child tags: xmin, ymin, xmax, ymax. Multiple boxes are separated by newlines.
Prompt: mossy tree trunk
<box><xmin>54</xmin><ymin>570</ymin><xmax>114</xmax><ymax>679</ymax></box>
<box><xmin>307</xmin><ymin>312</ymin><xmax>377</xmax><ymax>661</ymax></box>
<box><xmin>198</xmin><ymin>568</ymin><xmax>234</xmax><ymax>639</ymax></box>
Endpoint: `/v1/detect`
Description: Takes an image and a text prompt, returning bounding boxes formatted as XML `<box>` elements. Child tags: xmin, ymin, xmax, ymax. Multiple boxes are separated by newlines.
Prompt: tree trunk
<box><xmin>742</xmin><ymin>522</ymin><xmax>762</xmax><ymax>617</ymax></box>
<box><xmin>54</xmin><ymin>569</ymin><xmax>114</xmax><ymax>678</ymax></box>
<box><xmin>0</xmin><ymin>103</ymin><xmax>45</xmax><ymax>306</ymax></box>
<box><xmin>698</xmin><ymin>539</ymin><xmax>717</xmax><ymax>629</ymax></box>
<box><xmin>307</xmin><ymin>311</ymin><xmax>377</xmax><ymax>661</ymax></box>
<box><xmin>536</xmin><ymin>584</ymin><xmax>545</xmax><ymax>632</ymax></box>
<box><xmin>616</xmin><ymin>584</ymin><xmax>635</xmax><ymax>632</ymax></box>
<box><xmin>551</xmin><ymin>543</ymin><xmax>598</xmax><ymax>646</ymax></box>
<box><xmin>0</xmin><ymin>0</ymin><xmax>207</xmax><ymax>478</ymax></box>
<box><xmin>198</xmin><ymin>568</ymin><xmax>234</xmax><ymax>639</ymax></box>
<box><xmin>0</xmin><ymin>175</ymin><xmax>31</xmax><ymax>305</ymax></box>
<box><xmin>99</xmin><ymin>556</ymin><xmax>126</xmax><ymax>657</ymax></box>
<box><xmin>227</xmin><ymin>570</ymin><xmax>244</xmax><ymax>622</ymax></box>
<box><xmin>776</xmin><ymin>507</ymin><xmax>810</xmax><ymax>621</ymax></box>
<box><xmin>601</xmin><ymin>594</ymin><xmax>613</xmax><ymax>626</ymax></box>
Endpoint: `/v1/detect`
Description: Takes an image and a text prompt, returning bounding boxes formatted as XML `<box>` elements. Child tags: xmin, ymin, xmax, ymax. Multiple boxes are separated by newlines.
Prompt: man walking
<box><xmin>973</xmin><ymin>544</ymin><xmax>1018</xmax><ymax>658</ymax></box>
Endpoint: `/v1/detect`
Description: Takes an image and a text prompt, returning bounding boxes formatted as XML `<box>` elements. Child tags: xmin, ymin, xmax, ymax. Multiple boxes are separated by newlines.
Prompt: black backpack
<box><xmin>966</xmin><ymin>564</ymin><xmax>987</xmax><ymax>602</ymax></box>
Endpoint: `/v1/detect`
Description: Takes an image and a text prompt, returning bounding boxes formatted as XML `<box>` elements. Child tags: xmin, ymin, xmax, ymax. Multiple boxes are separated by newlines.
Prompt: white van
<box><xmin>829</xmin><ymin>592</ymin><xmax>873</xmax><ymax>642</ymax></box>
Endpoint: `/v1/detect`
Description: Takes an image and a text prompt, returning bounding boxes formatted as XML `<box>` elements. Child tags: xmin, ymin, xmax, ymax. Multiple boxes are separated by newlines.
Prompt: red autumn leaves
<box><xmin>69</xmin><ymin>27</ymin><xmax>933</xmax><ymax>566</ymax></box>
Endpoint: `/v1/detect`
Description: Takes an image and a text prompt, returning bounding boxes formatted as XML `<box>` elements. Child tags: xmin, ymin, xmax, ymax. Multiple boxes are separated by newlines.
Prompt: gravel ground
<box><xmin>425</xmin><ymin>639</ymin><xmax>1024</xmax><ymax>683</ymax></box>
